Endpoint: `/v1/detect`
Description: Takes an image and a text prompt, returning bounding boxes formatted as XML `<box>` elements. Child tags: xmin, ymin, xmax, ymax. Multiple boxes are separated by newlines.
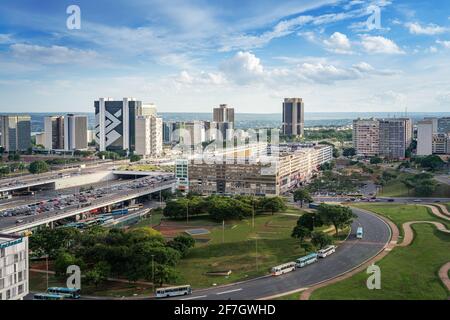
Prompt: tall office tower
<box><xmin>140</xmin><ymin>103</ymin><xmax>157</xmax><ymax>117</ymax></box>
<box><xmin>64</xmin><ymin>114</ymin><xmax>88</xmax><ymax>150</ymax></box>
<box><xmin>437</xmin><ymin>117</ymin><xmax>450</xmax><ymax>134</ymax></box>
<box><xmin>282</xmin><ymin>98</ymin><xmax>304</xmax><ymax>137</ymax></box>
<box><xmin>44</xmin><ymin>116</ymin><xmax>65</xmax><ymax>150</ymax></box>
<box><xmin>416</xmin><ymin>120</ymin><xmax>434</xmax><ymax>156</ymax></box>
<box><xmin>163</xmin><ymin>121</ymin><xmax>177</xmax><ymax>144</ymax></box>
<box><xmin>378</xmin><ymin>118</ymin><xmax>412</xmax><ymax>159</ymax></box>
<box><xmin>0</xmin><ymin>115</ymin><xmax>31</xmax><ymax>152</ymax></box>
<box><xmin>353</xmin><ymin>118</ymin><xmax>380</xmax><ymax>157</ymax></box>
<box><xmin>213</xmin><ymin>104</ymin><xmax>234</xmax><ymax>141</ymax></box>
<box><xmin>0</xmin><ymin>234</ymin><xmax>29</xmax><ymax>300</ymax></box>
<box><xmin>94</xmin><ymin>98</ymin><xmax>144</xmax><ymax>152</ymax></box>
<box><xmin>213</xmin><ymin>104</ymin><xmax>234</xmax><ymax>123</ymax></box>
<box><xmin>135</xmin><ymin>115</ymin><xmax>163</xmax><ymax>157</ymax></box>
<box><xmin>424</xmin><ymin>117</ymin><xmax>438</xmax><ymax>133</ymax></box>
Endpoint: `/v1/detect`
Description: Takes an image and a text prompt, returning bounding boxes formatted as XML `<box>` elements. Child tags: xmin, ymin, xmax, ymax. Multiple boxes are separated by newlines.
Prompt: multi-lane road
<box><xmin>169</xmin><ymin>207</ymin><xmax>391</xmax><ymax>300</ymax></box>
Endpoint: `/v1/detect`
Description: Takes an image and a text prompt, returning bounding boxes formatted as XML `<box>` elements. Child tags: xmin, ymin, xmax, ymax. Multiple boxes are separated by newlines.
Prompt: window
<box><xmin>0</xmin><ymin>248</ymin><xmax>4</xmax><ymax>258</ymax></box>
<box><xmin>18</xmin><ymin>284</ymin><xmax>24</xmax><ymax>294</ymax></box>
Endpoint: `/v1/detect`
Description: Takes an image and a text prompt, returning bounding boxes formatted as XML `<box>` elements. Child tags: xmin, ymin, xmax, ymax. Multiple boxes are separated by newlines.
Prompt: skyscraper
<box><xmin>64</xmin><ymin>114</ymin><xmax>88</xmax><ymax>151</ymax></box>
<box><xmin>213</xmin><ymin>104</ymin><xmax>234</xmax><ymax>123</ymax></box>
<box><xmin>44</xmin><ymin>116</ymin><xmax>65</xmax><ymax>150</ymax></box>
<box><xmin>0</xmin><ymin>115</ymin><xmax>31</xmax><ymax>152</ymax></box>
<box><xmin>95</xmin><ymin>98</ymin><xmax>144</xmax><ymax>152</ymax></box>
<box><xmin>353</xmin><ymin>118</ymin><xmax>380</xmax><ymax>157</ymax></box>
<box><xmin>212</xmin><ymin>104</ymin><xmax>234</xmax><ymax>141</ymax></box>
<box><xmin>416</xmin><ymin>120</ymin><xmax>433</xmax><ymax>156</ymax></box>
<box><xmin>282</xmin><ymin>98</ymin><xmax>304</xmax><ymax>137</ymax></box>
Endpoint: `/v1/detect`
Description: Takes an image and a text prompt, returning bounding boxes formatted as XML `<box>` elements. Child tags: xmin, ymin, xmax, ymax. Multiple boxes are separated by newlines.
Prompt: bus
<box><xmin>47</xmin><ymin>287</ymin><xmax>81</xmax><ymax>299</ymax></box>
<box><xmin>271</xmin><ymin>262</ymin><xmax>296</xmax><ymax>276</ymax></box>
<box><xmin>33</xmin><ymin>293</ymin><xmax>64</xmax><ymax>300</ymax></box>
<box><xmin>317</xmin><ymin>245</ymin><xmax>337</xmax><ymax>258</ymax></box>
<box><xmin>296</xmin><ymin>253</ymin><xmax>318</xmax><ymax>268</ymax></box>
<box><xmin>155</xmin><ymin>285</ymin><xmax>192</xmax><ymax>298</ymax></box>
<box><xmin>357</xmin><ymin>227</ymin><xmax>363</xmax><ymax>239</ymax></box>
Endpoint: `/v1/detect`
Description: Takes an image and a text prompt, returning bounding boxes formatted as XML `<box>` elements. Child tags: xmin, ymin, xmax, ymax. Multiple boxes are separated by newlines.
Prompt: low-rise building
<box><xmin>0</xmin><ymin>234</ymin><xmax>28</xmax><ymax>300</ymax></box>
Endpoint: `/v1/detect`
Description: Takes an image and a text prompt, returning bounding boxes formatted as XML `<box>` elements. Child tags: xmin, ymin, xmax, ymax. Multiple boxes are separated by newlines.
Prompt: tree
<box><xmin>401</xmin><ymin>177</ymin><xmax>415</xmax><ymax>196</ymax></box>
<box><xmin>259</xmin><ymin>196</ymin><xmax>286</xmax><ymax>215</ymax></box>
<box><xmin>318</xmin><ymin>204</ymin><xmax>356</xmax><ymax>236</ymax></box>
<box><xmin>29</xmin><ymin>227</ymin><xmax>80</xmax><ymax>258</ymax></box>
<box><xmin>293</xmin><ymin>189</ymin><xmax>313</xmax><ymax>207</ymax></box>
<box><xmin>296</xmin><ymin>212</ymin><xmax>323</xmax><ymax>231</ymax></box>
<box><xmin>370</xmin><ymin>157</ymin><xmax>382</xmax><ymax>165</ymax></box>
<box><xmin>54</xmin><ymin>250</ymin><xmax>81</xmax><ymax>277</ymax></box>
<box><xmin>84</xmin><ymin>261</ymin><xmax>110</xmax><ymax>287</ymax></box>
<box><xmin>150</xmin><ymin>264</ymin><xmax>180</xmax><ymax>287</ymax></box>
<box><xmin>291</xmin><ymin>226</ymin><xmax>311</xmax><ymax>243</ymax></box>
<box><xmin>419</xmin><ymin>155</ymin><xmax>444</xmax><ymax>171</ymax></box>
<box><xmin>311</xmin><ymin>231</ymin><xmax>333</xmax><ymax>249</ymax></box>
<box><xmin>414</xmin><ymin>179</ymin><xmax>436</xmax><ymax>196</ymax></box>
<box><xmin>130</xmin><ymin>154</ymin><xmax>141</xmax><ymax>162</ymax></box>
<box><xmin>28</xmin><ymin>160</ymin><xmax>50</xmax><ymax>174</ymax></box>
<box><xmin>167</xmin><ymin>234</ymin><xmax>195</xmax><ymax>257</ymax></box>
<box><xmin>343</xmin><ymin>147</ymin><xmax>356</xmax><ymax>158</ymax></box>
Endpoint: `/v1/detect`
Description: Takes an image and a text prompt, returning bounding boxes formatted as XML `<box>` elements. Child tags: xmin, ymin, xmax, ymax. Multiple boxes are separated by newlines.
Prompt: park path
<box><xmin>434</xmin><ymin>204</ymin><xmax>450</xmax><ymax>217</ymax></box>
<box><xmin>421</xmin><ymin>204</ymin><xmax>450</xmax><ymax>221</ymax></box>
<box><xmin>300</xmin><ymin>207</ymin><xmax>450</xmax><ymax>300</ymax></box>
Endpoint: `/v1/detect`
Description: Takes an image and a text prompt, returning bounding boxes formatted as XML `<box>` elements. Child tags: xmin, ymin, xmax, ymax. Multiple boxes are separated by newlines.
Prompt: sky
<box><xmin>0</xmin><ymin>0</ymin><xmax>450</xmax><ymax>113</ymax></box>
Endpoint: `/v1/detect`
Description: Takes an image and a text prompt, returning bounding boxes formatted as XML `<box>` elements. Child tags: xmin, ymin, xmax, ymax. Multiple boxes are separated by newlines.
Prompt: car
<box><xmin>387</xmin><ymin>199</ymin><xmax>395</xmax><ymax>202</ymax></box>
<box><xmin>413</xmin><ymin>199</ymin><xmax>422</xmax><ymax>203</ymax></box>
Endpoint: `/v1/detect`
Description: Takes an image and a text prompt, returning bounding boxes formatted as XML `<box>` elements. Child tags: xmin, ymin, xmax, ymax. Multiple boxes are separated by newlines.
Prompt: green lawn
<box><xmin>173</xmin><ymin>206</ymin><xmax>349</xmax><ymax>288</ymax></box>
<box><xmin>311</xmin><ymin>204</ymin><xmax>450</xmax><ymax>300</ymax></box>
<box><xmin>380</xmin><ymin>174</ymin><xmax>450</xmax><ymax>198</ymax></box>
<box><xmin>274</xmin><ymin>291</ymin><xmax>303</xmax><ymax>300</ymax></box>
<box><xmin>130</xmin><ymin>212</ymin><xmax>164</xmax><ymax>228</ymax></box>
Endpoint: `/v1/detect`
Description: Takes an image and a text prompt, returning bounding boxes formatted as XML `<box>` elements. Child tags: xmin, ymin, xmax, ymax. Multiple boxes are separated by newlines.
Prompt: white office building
<box><xmin>0</xmin><ymin>234</ymin><xmax>28</xmax><ymax>300</ymax></box>
<box><xmin>417</xmin><ymin>120</ymin><xmax>434</xmax><ymax>156</ymax></box>
<box><xmin>135</xmin><ymin>115</ymin><xmax>163</xmax><ymax>158</ymax></box>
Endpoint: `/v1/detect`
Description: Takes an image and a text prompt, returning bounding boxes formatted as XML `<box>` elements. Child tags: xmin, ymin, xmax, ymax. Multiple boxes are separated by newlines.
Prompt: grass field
<box><xmin>379</xmin><ymin>173</ymin><xmax>450</xmax><ymax>198</ymax></box>
<box><xmin>311</xmin><ymin>204</ymin><xmax>450</xmax><ymax>300</ymax></box>
<box><xmin>173</xmin><ymin>207</ymin><xmax>348</xmax><ymax>288</ymax></box>
<box><xmin>274</xmin><ymin>291</ymin><xmax>303</xmax><ymax>300</ymax></box>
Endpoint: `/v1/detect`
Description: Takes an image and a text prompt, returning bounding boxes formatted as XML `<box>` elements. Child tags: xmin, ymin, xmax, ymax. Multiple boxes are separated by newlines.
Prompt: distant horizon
<box><xmin>2</xmin><ymin>111</ymin><xmax>450</xmax><ymax>115</ymax></box>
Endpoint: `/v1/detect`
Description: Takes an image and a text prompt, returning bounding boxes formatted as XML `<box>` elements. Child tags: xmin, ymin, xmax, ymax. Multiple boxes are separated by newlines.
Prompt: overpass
<box><xmin>0</xmin><ymin>180</ymin><xmax>175</xmax><ymax>234</ymax></box>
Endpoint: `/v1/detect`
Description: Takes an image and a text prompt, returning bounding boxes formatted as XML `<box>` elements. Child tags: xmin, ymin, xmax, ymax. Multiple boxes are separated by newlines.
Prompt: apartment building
<box><xmin>0</xmin><ymin>234</ymin><xmax>28</xmax><ymax>300</ymax></box>
<box><xmin>352</xmin><ymin>118</ymin><xmax>380</xmax><ymax>157</ymax></box>
<box><xmin>0</xmin><ymin>115</ymin><xmax>31</xmax><ymax>152</ymax></box>
<box><xmin>187</xmin><ymin>145</ymin><xmax>332</xmax><ymax>196</ymax></box>
<box><xmin>353</xmin><ymin>118</ymin><xmax>412</xmax><ymax>159</ymax></box>
<box><xmin>135</xmin><ymin>115</ymin><xmax>163</xmax><ymax>157</ymax></box>
<box><xmin>44</xmin><ymin>116</ymin><xmax>65</xmax><ymax>150</ymax></box>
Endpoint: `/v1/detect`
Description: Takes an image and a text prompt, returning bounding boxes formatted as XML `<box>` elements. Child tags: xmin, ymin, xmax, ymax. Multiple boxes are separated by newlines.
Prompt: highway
<box><xmin>170</xmin><ymin>207</ymin><xmax>391</xmax><ymax>300</ymax></box>
<box><xmin>0</xmin><ymin>178</ymin><xmax>175</xmax><ymax>234</ymax></box>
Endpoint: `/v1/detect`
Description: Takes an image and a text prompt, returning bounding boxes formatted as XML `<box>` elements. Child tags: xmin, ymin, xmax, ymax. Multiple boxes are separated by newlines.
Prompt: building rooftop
<box><xmin>0</xmin><ymin>234</ymin><xmax>23</xmax><ymax>248</ymax></box>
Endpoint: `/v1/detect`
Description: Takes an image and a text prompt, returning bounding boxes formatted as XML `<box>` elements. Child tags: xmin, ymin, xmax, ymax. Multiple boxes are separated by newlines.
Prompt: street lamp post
<box><xmin>151</xmin><ymin>254</ymin><xmax>155</xmax><ymax>292</ymax></box>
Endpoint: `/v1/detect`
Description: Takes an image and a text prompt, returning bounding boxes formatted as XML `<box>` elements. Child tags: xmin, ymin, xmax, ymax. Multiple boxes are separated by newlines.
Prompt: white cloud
<box><xmin>360</xmin><ymin>35</ymin><xmax>405</xmax><ymax>54</ymax></box>
<box><xmin>220</xmin><ymin>51</ymin><xmax>265</xmax><ymax>84</ymax></box>
<box><xmin>0</xmin><ymin>34</ymin><xmax>13</xmax><ymax>44</ymax></box>
<box><xmin>406</xmin><ymin>22</ymin><xmax>448</xmax><ymax>35</ymax></box>
<box><xmin>175</xmin><ymin>70</ymin><xmax>227</xmax><ymax>86</ymax></box>
<box><xmin>323</xmin><ymin>32</ymin><xmax>353</xmax><ymax>54</ymax></box>
<box><xmin>10</xmin><ymin>44</ymin><xmax>99</xmax><ymax>65</ymax></box>
<box><xmin>436</xmin><ymin>40</ymin><xmax>450</xmax><ymax>49</ymax></box>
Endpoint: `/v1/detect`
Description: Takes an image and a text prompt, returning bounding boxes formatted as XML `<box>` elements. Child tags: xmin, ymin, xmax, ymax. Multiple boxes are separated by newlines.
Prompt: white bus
<box><xmin>317</xmin><ymin>245</ymin><xmax>336</xmax><ymax>258</ymax></box>
<box><xmin>271</xmin><ymin>262</ymin><xmax>296</xmax><ymax>276</ymax></box>
<box><xmin>356</xmin><ymin>227</ymin><xmax>363</xmax><ymax>239</ymax></box>
<box><xmin>156</xmin><ymin>285</ymin><xmax>192</xmax><ymax>298</ymax></box>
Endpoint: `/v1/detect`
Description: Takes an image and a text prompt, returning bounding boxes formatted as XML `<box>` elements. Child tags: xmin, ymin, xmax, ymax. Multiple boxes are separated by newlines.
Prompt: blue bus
<box><xmin>47</xmin><ymin>287</ymin><xmax>81</xmax><ymax>299</ymax></box>
<box><xmin>296</xmin><ymin>253</ymin><xmax>318</xmax><ymax>268</ymax></box>
<box><xmin>33</xmin><ymin>293</ymin><xmax>64</xmax><ymax>300</ymax></box>
<box><xmin>357</xmin><ymin>227</ymin><xmax>363</xmax><ymax>239</ymax></box>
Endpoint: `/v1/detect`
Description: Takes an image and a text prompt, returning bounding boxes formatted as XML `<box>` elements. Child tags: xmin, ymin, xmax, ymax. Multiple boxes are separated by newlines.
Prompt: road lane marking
<box><xmin>181</xmin><ymin>295</ymin><xmax>207</xmax><ymax>300</ymax></box>
<box><xmin>216</xmin><ymin>288</ymin><xmax>243</xmax><ymax>295</ymax></box>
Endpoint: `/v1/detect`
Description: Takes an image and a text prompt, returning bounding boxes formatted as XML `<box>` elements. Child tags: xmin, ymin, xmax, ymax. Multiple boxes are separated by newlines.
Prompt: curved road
<box><xmin>172</xmin><ymin>208</ymin><xmax>391</xmax><ymax>300</ymax></box>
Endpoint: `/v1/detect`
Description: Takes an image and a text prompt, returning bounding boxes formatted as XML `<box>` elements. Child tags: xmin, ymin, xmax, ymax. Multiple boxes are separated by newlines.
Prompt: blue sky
<box><xmin>0</xmin><ymin>0</ymin><xmax>450</xmax><ymax>113</ymax></box>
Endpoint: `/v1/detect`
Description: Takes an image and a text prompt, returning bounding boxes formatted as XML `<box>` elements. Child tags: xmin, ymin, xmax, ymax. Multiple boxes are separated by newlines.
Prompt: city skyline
<box><xmin>1</xmin><ymin>0</ymin><xmax>450</xmax><ymax>113</ymax></box>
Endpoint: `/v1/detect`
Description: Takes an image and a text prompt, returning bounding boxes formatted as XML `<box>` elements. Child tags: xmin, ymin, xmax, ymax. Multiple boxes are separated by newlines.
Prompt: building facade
<box><xmin>417</xmin><ymin>120</ymin><xmax>434</xmax><ymax>156</ymax></box>
<box><xmin>353</xmin><ymin>118</ymin><xmax>380</xmax><ymax>157</ymax></box>
<box><xmin>438</xmin><ymin>117</ymin><xmax>450</xmax><ymax>134</ymax></box>
<box><xmin>213</xmin><ymin>104</ymin><xmax>234</xmax><ymax>123</ymax></box>
<box><xmin>0</xmin><ymin>115</ymin><xmax>31</xmax><ymax>152</ymax></box>
<box><xmin>187</xmin><ymin>145</ymin><xmax>332</xmax><ymax>196</ymax></box>
<box><xmin>64</xmin><ymin>114</ymin><xmax>88</xmax><ymax>151</ymax></box>
<box><xmin>0</xmin><ymin>234</ymin><xmax>28</xmax><ymax>300</ymax></box>
<box><xmin>135</xmin><ymin>115</ymin><xmax>163</xmax><ymax>157</ymax></box>
<box><xmin>44</xmin><ymin>116</ymin><xmax>65</xmax><ymax>150</ymax></box>
<box><xmin>353</xmin><ymin>118</ymin><xmax>412</xmax><ymax>159</ymax></box>
<box><xmin>282</xmin><ymin>98</ymin><xmax>305</xmax><ymax>137</ymax></box>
